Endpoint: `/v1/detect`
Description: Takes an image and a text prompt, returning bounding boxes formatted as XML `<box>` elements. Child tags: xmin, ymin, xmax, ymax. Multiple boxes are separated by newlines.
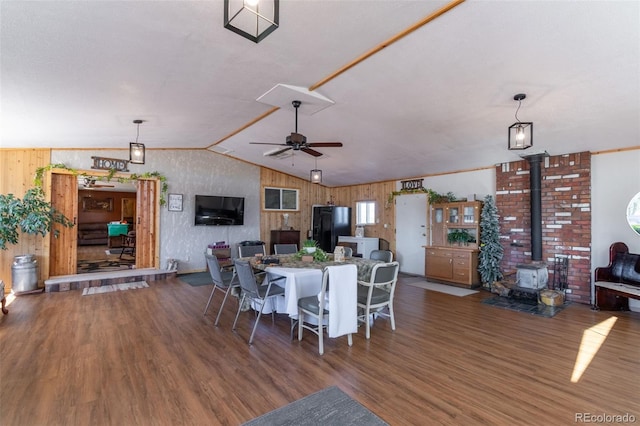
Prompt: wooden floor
<box><xmin>1</xmin><ymin>274</ymin><xmax>639</xmax><ymax>426</ymax></box>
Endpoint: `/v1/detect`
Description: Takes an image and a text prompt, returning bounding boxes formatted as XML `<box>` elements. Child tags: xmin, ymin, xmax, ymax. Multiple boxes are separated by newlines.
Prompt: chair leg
<box><xmin>347</xmin><ymin>333</ymin><xmax>353</xmax><ymax>347</ymax></box>
<box><xmin>365</xmin><ymin>307</ymin><xmax>371</xmax><ymax>339</ymax></box>
<box><xmin>388</xmin><ymin>302</ymin><xmax>396</xmax><ymax>331</ymax></box>
<box><xmin>214</xmin><ymin>285</ymin><xmax>235</xmax><ymax>326</ymax></box>
<box><xmin>248</xmin><ymin>299</ymin><xmax>266</xmax><ymax>345</ymax></box>
<box><xmin>318</xmin><ymin>320</ymin><xmax>324</xmax><ymax>355</ymax></box>
<box><xmin>298</xmin><ymin>312</ymin><xmax>304</xmax><ymax>341</ymax></box>
<box><xmin>232</xmin><ymin>294</ymin><xmax>246</xmax><ymax>331</ymax></box>
<box><xmin>203</xmin><ymin>285</ymin><xmax>218</xmax><ymax>316</ymax></box>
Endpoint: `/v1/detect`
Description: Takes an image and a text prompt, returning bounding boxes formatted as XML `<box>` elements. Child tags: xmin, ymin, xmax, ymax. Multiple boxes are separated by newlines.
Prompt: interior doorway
<box><xmin>395</xmin><ymin>193</ymin><xmax>428</xmax><ymax>275</ymax></box>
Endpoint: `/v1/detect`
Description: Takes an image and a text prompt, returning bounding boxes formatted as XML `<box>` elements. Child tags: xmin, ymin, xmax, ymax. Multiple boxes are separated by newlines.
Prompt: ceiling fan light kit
<box><xmin>130</xmin><ymin>119</ymin><xmax>146</xmax><ymax>164</ymax></box>
<box><xmin>224</xmin><ymin>0</ymin><xmax>279</xmax><ymax>44</ymax></box>
<box><xmin>508</xmin><ymin>93</ymin><xmax>533</xmax><ymax>150</ymax></box>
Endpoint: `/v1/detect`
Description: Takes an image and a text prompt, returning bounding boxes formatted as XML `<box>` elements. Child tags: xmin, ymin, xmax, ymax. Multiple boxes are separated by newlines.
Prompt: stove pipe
<box><xmin>525</xmin><ymin>153</ymin><xmax>548</xmax><ymax>262</ymax></box>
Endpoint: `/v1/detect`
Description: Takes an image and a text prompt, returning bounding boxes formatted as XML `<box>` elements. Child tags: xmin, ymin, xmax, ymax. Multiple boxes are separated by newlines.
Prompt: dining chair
<box><xmin>338</xmin><ymin>246</ymin><xmax>353</xmax><ymax>258</ymax></box>
<box><xmin>238</xmin><ymin>243</ymin><xmax>266</xmax><ymax>258</ymax></box>
<box><xmin>119</xmin><ymin>231</ymin><xmax>136</xmax><ymax>259</ymax></box>
<box><xmin>232</xmin><ymin>259</ymin><xmax>286</xmax><ymax>345</ymax></box>
<box><xmin>203</xmin><ymin>254</ymin><xmax>238</xmax><ymax>326</ymax></box>
<box><xmin>297</xmin><ymin>264</ymin><xmax>357</xmax><ymax>355</ymax></box>
<box><xmin>274</xmin><ymin>243</ymin><xmax>298</xmax><ymax>255</ymax></box>
<box><xmin>369</xmin><ymin>249</ymin><xmax>393</xmax><ymax>262</ymax></box>
<box><xmin>357</xmin><ymin>261</ymin><xmax>400</xmax><ymax>339</ymax></box>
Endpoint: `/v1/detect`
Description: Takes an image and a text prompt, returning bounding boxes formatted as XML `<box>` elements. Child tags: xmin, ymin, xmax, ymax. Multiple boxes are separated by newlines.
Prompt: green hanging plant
<box><xmin>34</xmin><ymin>164</ymin><xmax>169</xmax><ymax>206</ymax></box>
<box><xmin>387</xmin><ymin>188</ymin><xmax>458</xmax><ymax>205</ymax></box>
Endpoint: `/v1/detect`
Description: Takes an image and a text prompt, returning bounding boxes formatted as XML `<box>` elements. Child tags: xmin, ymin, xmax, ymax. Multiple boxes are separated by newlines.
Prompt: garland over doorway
<box><xmin>34</xmin><ymin>163</ymin><xmax>169</xmax><ymax>206</ymax></box>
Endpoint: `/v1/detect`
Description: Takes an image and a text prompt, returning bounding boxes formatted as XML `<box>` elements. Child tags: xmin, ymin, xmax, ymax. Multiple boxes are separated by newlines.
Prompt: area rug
<box><xmin>242</xmin><ymin>386</ymin><xmax>388</xmax><ymax>426</ymax></box>
<box><xmin>178</xmin><ymin>270</ymin><xmax>234</xmax><ymax>287</ymax></box>
<box><xmin>405</xmin><ymin>280</ymin><xmax>479</xmax><ymax>297</ymax></box>
<box><xmin>482</xmin><ymin>295</ymin><xmax>570</xmax><ymax>318</ymax></box>
<box><xmin>77</xmin><ymin>258</ymin><xmax>135</xmax><ymax>274</ymax></box>
<box><xmin>82</xmin><ymin>281</ymin><xmax>149</xmax><ymax>296</ymax></box>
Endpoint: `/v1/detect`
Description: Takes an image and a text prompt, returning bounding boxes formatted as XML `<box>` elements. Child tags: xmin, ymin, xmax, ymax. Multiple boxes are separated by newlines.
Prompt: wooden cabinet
<box><xmin>426</xmin><ymin>200</ymin><xmax>482</xmax><ymax>288</ymax></box>
<box><xmin>270</xmin><ymin>230</ymin><xmax>301</xmax><ymax>254</ymax></box>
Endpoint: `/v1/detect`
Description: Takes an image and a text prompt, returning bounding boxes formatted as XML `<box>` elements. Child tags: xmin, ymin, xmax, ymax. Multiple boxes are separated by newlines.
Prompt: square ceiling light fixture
<box><xmin>508</xmin><ymin>93</ymin><xmax>533</xmax><ymax>150</ymax></box>
<box><xmin>224</xmin><ymin>0</ymin><xmax>279</xmax><ymax>43</ymax></box>
<box><xmin>129</xmin><ymin>119</ymin><xmax>145</xmax><ymax>164</ymax></box>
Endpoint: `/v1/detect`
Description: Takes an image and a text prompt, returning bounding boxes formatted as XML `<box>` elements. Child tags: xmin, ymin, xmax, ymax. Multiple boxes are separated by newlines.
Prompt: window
<box><xmin>356</xmin><ymin>201</ymin><xmax>376</xmax><ymax>225</ymax></box>
<box><xmin>263</xmin><ymin>187</ymin><xmax>299</xmax><ymax>211</ymax></box>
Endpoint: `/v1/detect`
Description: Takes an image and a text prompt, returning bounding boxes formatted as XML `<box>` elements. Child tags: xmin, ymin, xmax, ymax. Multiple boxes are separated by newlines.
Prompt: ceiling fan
<box><xmin>82</xmin><ymin>177</ymin><xmax>114</xmax><ymax>189</ymax></box>
<box><xmin>250</xmin><ymin>100</ymin><xmax>343</xmax><ymax>157</ymax></box>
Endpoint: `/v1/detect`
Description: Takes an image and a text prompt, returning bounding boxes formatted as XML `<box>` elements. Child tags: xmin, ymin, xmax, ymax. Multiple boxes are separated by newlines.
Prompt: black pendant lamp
<box><xmin>508</xmin><ymin>93</ymin><xmax>533</xmax><ymax>150</ymax></box>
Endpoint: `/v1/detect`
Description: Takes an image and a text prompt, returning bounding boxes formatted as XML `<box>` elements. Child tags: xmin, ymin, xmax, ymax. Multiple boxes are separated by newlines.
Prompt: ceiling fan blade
<box><xmin>301</xmin><ymin>147</ymin><xmax>323</xmax><ymax>157</ymax></box>
<box><xmin>266</xmin><ymin>147</ymin><xmax>293</xmax><ymax>157</ymax></box>
<box><xmin>250</xmin><ymin>142</ymin><xmax>288</xmax><ymax>146</ymax></box>
<box><xmin>307</xmin><ymin>142</ymin><xmax>343</xmax><ymax>147</ymax></box>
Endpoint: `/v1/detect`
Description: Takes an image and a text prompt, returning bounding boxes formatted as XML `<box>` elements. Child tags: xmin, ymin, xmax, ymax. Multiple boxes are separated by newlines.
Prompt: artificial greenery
<box><xmin>478</xmin><ymin>195</ymin><xmax>504</xmax><ymax>287</ymax></box>
<box><xmin>34</xmin><ymin>164</ymin><xmax>169</xmax><ymax>206</ymax></box>
<box><xmin>294</xmin><ymin>240</ymin><xmax>329</xmax><ymax>261</ymax></box>
<box><xmin>387</xmin><ymin>188</ymin><xmax>458</xmax><ymax>205</ymax></box>
<box><xmin>447</xmin><ymin>229</ymin><xmax>475</xmax><ymax>245</ymax></box>
<box><xmin>0</xmin><ymin>187</ymin><xmax>74</xmax><ymax>250</ymax></box>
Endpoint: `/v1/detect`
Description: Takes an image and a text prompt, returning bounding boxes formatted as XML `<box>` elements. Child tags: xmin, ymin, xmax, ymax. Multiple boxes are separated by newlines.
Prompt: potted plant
<box><xmin>302</xmin><ymin>239</ymin><xmax>317</xmax><ymax>253</ymax></box>
<box><xmin>1</xmin><ymin>187</ymin><xmax>74</xmax><ymax>250</ymax></box>
<box><xmin>478</xmin><ymin>195</ymin><xmax>503</xmax><ymax>289</ymax></box>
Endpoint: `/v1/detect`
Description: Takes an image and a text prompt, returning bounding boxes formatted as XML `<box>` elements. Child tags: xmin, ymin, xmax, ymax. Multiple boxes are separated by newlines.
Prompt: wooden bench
<box><xmin>594</xmin><ymin>242</ymin><xmax>640</xmax><ymax>310</ymax></box>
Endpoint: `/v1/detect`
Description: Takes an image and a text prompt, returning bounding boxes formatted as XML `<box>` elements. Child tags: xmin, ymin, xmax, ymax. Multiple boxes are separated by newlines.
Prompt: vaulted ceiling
<box><xmin>2</xmin><ymin>1</ymin><xmax>638</xmax><ymax>187</ymax></box>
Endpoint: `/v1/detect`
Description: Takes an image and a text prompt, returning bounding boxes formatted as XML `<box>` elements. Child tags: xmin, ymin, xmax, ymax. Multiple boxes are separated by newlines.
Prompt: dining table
<box><xmin>243</xmin><ymin>254</ymin><xmax>383</xmax><ymax>317</ymax></box>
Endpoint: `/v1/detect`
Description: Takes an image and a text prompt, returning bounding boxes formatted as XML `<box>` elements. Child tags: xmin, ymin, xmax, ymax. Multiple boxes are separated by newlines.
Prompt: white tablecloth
<box><xmin>265</xmin><ymin>267</ymin><xmax>323</xmax><ymax>316</ymax></box>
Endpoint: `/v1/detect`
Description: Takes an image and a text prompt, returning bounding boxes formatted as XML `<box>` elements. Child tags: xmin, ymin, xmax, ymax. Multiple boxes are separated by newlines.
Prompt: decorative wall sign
<box><xmin>401</xmin><ymin>178</ymin><xmax>424</xmax><ymax>191</ymax></box>
<box><xmin>91</xmin><ymin>156</ymin><xmax>129</xmax><ymax>172</ymax></box>
<box><xmin>168</xmin><ymin>193</ymin><xmax>183</xmax><ymax>212</ymax></box>
<box><xmin>82</xmin><ymin>196</ymin><xmax>113</xmax><ymax>212</ymax></box>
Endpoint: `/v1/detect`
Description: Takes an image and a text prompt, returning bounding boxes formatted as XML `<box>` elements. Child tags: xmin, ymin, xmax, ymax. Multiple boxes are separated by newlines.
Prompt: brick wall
<box><xmin>496</xmin><ymin>152</ymin><xmax>591</xmax><ymax>304</ymax></box>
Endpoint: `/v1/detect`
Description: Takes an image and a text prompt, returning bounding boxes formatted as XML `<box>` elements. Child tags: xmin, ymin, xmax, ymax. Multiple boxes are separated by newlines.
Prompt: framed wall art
<box><xmin>82</xmin><ymin>196</ymin><xmax>113</xmax><ymax>212</ymax></box>
<box><xmin>168</xmin><ymin>193</ymin><xmax>183</xmax><ymax>212</ymax></box>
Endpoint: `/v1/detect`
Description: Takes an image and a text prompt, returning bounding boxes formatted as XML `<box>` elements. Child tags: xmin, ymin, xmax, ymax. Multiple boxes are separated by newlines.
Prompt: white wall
<box><xmin>591</xmin><ymin>149</ymin><xmax>640</xmax><ymax>307</ymax></box>
<box><xmin>52</xmin><ymin>149</ymin><xmax>260</xmax><ymax>272</ymax></box>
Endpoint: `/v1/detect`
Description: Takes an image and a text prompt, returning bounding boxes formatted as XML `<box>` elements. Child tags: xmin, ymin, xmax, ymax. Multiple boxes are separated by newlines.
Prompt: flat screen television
<box><xmin>195</xmin><ymin>195</ymin><xmax>245</xmax><ymax>226</ymax></box>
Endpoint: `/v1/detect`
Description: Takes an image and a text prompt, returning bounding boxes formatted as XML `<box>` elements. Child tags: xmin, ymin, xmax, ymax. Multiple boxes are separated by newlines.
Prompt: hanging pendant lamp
<box><xmin>310</xmin><ymin>157</ymin><xmax>322</xmax><ymax>184</ymax></box>
<box><xmin>508</xmin><ymin>93</ymin><xmax>533</xmax><ymax>150</ymax></box>
<box><xmin>129</xmin><ymin>119</ymin><xmax>146</xmax><ymax>164</ymax></box>
<box><xmin>224</xmin><ymin>0</ymin><xmax>279</xmax><ymax>43</ymax></box>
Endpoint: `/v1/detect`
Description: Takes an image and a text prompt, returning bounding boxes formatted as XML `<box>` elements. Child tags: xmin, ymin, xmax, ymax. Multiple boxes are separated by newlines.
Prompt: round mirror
<box><xmin>627</xmin><ymin>192</ymin><xmax>640</xmax><ymax>235</ymax></box>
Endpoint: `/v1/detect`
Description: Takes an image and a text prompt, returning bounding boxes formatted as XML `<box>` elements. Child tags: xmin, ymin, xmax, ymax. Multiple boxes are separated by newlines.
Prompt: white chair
<box><xmin>357</xmin><ymin>261</ymin><xmax>400</xmax><ymax>339</ymax></box>
<box><xmin>274</xmin><ymin>243</ymin><xmax>298</xmax><ymax>255</ymax></box>
<box><xmin>232</xmin><ymin>259</ymin><xmax>285</xmax><ymax>345</ymax></box>
<box><xmin>298</xmin><ymin>264</ymin><xmax>357</xmax><ymax>355</ymax></box>
<box><xmin>203</xmin><ymin>254</ymin><xmax>238</xmax><ymax>326</ymax></box>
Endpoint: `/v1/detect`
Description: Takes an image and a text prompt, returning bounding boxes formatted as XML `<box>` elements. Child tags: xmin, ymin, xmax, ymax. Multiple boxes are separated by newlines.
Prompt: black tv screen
<box><xmin>195</xmin><ymin>195</ymin><xmax>245</xmax><ymax>226</ymax></box>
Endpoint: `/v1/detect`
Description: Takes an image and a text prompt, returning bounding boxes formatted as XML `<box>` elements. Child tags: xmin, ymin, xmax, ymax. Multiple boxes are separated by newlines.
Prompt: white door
<box><xmin>395</xmin><ymin>193</ymin><xmax>428</xmax><ymax>275</ymax></box>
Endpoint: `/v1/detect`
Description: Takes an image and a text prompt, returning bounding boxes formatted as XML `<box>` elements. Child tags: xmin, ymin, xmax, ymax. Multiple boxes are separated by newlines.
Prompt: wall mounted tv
<box><xmin>195</xmin><ymin>195</ymin><xmax>245</xmax><ymax>226</ymax></box>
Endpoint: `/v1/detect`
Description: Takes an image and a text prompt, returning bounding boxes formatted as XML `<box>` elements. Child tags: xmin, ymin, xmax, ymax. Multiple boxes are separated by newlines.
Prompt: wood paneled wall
<box><xmin>0</xmin><ymin>149</ymin><xmax>52</xmax><ymax>292</ymax></box>
<box><xmin>260</xmin><ymin>168</ymin><xmax>397</xmax><ymax>254</ymax></box>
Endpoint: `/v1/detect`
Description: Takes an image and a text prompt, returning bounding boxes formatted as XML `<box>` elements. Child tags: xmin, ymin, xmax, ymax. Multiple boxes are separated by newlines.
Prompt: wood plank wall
<box><xmin>0</xmin><ymin>149</ymin><xmax>52</xmax><ymax>292</ymax></box>
<box><xmin>260</xmin><ymin>168</ymin><xmax>397</xmax><ymax>254</ymax></box>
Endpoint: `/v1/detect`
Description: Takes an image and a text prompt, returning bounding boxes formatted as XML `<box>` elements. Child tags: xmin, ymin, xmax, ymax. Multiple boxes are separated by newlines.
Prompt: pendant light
<box><xmin>508</xmin><ymin>93</ymin><xmax>533</xmax><ymax>150</ymax></box>
<box><xmin>129</xmin><ymin>119</ymin><xmax>145</xmax><ymax>164</ymax></box>
<box><xmin>224</xmin><ymin>0</ymin><xmax>279</xmax><ymax>44</ymax></box>
<box><xmin>310</xmin><ymin>157</ymin><xmax>322</xmax><ymax>184</ymax></box>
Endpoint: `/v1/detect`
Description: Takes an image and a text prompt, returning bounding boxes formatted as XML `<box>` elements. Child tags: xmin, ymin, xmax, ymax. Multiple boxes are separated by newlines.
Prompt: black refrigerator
<box><xmin>312</xmin><ymin>206</ymin><xmax>352</xmax><ymax>252</ymax></box>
